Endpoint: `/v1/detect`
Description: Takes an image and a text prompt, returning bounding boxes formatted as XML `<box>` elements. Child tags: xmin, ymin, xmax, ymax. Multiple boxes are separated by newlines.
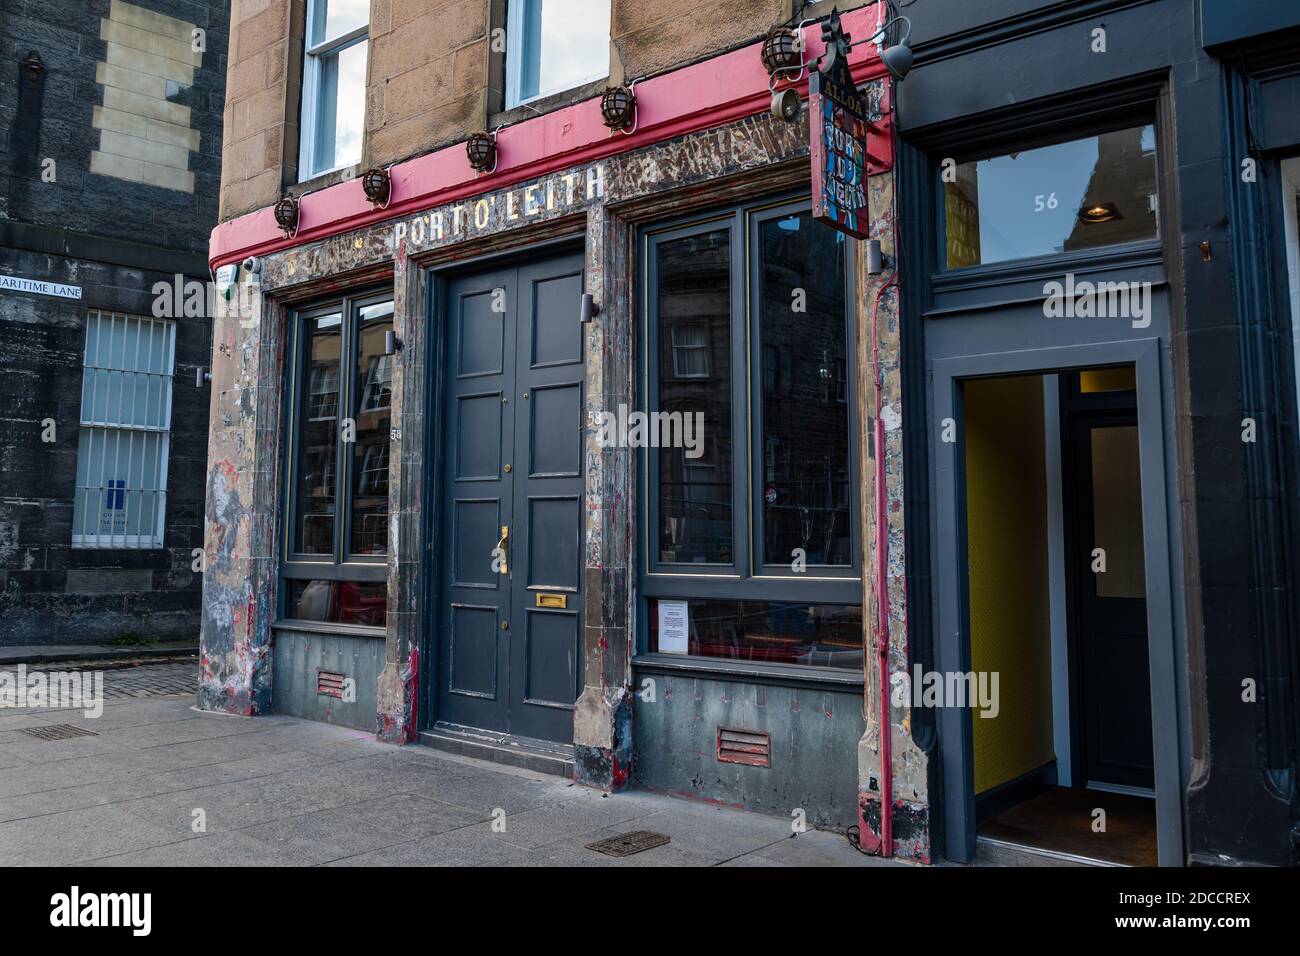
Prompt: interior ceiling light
<box><xmin>1078</xmin><ymin>201</ymin><xmax>1123</xmax><ymax>224</ymax></box>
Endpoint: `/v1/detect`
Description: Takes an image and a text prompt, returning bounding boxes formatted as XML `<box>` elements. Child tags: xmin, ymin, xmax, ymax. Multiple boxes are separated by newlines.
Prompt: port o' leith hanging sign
<box><xmin>810</xmin><ymin>10</ymin><xmax>869</xmax><ymax>239</ymax></box>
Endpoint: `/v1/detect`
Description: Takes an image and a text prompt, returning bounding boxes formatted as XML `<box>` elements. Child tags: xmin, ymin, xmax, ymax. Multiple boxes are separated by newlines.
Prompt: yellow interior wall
<box><xmin>964</xmin><ymin>375</ymin><xmax>1055</xmax><ymax>794</ymax></box>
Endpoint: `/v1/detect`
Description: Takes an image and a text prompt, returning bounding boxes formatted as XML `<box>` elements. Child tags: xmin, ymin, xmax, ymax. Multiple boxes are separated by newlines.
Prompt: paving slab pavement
<box><xmin>0</xmin><ymin>669</ymin><xmax>904</xmax><ymax>868</ymax></box>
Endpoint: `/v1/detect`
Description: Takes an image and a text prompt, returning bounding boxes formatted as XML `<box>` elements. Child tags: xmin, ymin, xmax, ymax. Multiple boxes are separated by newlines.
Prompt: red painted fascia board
<box><xmin>209</xmin><ymin>4</ymin><xmax>889</xmax><ymax>270</ymax></box>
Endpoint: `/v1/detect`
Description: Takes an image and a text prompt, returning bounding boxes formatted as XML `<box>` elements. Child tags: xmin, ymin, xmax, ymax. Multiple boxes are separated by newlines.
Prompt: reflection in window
<box><xmin>302</xmin><ymin>0</ymin><xmax>368</xmax><ymax>178</ymax></box>
<box><xmin>671</xmin><ymin>324</ymin><xmax>710</xmax><ymax>378</ymax></box>
<box><xmin>1091</xmin><ymin>425</ymin><xmax>1146</xmax><ymax>600</ymax></box>
<box><xmin>294</xmin><ymin>312</ymin><xmax>342</xmax><ymax>554</ymax></box>
<box><xmin>287</xmin><ymin>578</ymin><xmax>387</xmax><ymax>627</ymax></box>
<box><xmin>507</xmin><ymin>0</ymin><xmax>611</xmax><ymax>107</ymax></box>
<box><xmin>945</xmin><ymin>125</ymin><xmax>1158</xmax><ymax>269</ymax></box>
<box><xmin>649</xmin><ymin>598</ymin><xmax>862</xmax><ymax>670</ymax></box>
<box><xmin>351</xmin><ymin>300</ymin><xmax>394</xmax><ymax>555</ymax></box>
<box><xmin>758</xmin><ymin>214</ymin><xmax>851</xmax><ymax>566</ymax></box>
<box><xmin>657</xmin><ymin>230</ymin><xmax>731</xmax><ymax>564</ymax></box>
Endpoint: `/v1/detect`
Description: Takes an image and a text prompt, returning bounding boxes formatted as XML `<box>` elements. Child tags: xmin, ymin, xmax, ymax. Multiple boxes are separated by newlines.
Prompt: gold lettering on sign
<box><xmin>391</xmin><ymin>164</ymin><xmax>608</xmax><ymax>248</ymax></box>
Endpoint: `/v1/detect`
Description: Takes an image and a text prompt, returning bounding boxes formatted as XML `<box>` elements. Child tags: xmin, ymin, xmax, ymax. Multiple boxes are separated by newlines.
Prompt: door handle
<box><xmin>494</xmin><ymin>525</ymin><xmax>509</xmax><ymax>575</ymax></box>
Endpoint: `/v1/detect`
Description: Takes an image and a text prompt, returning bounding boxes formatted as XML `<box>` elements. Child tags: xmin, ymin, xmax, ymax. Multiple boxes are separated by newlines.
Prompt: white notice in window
<box><xmin>658</xmin><ymin>600</ymin><xmax>689</xmax><ymax>654</ymax></box>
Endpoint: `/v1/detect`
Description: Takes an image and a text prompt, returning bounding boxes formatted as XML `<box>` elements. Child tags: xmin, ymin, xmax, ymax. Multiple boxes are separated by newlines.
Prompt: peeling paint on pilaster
<box><xmin>856</xmin><ymin>116</ymin><xmax>930</xmax><ymax>861</ymax></box>
<box><xmin>197</xmin><ymin>274</ymin><xmax>280</xmax><ymax>716</ymax></box>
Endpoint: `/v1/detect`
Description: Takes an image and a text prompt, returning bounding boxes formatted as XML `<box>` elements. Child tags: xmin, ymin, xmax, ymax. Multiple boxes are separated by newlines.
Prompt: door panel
<box><xmin>437</xmin><ymin>253</ymin><xmax>583</xmax><ymax>744</ymax></box>
<box><xmin>448</xmin><ymin>603</ymin><xmax>500</xmax><ymax>698</ymax></box>
<box><xmin>508</xmin><ymin>255</ymin><xmax>585</xmax><ymax>743</ymax></box>
<box><xmin>1067</xmin><ymin>407</ymin><xmax>1154</xmax><ymax>791</ymax></box>
<box><xmin>438</xmin><ymin>268</ymin><xmax>515</xmax><ymax>733</ymax></box>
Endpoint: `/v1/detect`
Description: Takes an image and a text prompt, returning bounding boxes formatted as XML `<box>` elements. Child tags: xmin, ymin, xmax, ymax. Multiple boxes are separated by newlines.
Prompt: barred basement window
<box><xmin>72</xmin><ymin>311</ymin><xmax>175</xmax><ymax>549</ymax></box>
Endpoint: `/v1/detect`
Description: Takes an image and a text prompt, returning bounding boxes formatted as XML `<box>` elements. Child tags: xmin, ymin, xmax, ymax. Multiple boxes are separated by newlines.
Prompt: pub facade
<box><xmin>200</xmin><ymin>0</ymin><xmax>1300</xmax><ymax>867</ymax></box>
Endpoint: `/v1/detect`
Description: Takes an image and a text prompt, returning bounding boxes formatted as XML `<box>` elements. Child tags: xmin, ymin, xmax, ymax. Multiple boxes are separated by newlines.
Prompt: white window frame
<box><xmin>299</xmin><ymin>0</ymin><xmax>368</xmax><ymax>181</ymax></box>
<box><xmin>73</xmin><ymin>311</ymin><xmax>176</xmax><ymax>550</ymax></box>
<box><xmin>505</xmin><ymin>0</ymin><xmax>611</xmax><ymax>109</ymax></box>
<box><xmin>671</xmin><ymin>324</ymin><xmax>711</xmax><ymax>379</ymax></box>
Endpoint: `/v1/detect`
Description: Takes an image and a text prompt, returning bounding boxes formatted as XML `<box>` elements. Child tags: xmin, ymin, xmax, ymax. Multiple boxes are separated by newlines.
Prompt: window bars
<box><xmin>72</xmin><ymin>311</ymin><xmax>175</xmax><ymax>549</ymax></box>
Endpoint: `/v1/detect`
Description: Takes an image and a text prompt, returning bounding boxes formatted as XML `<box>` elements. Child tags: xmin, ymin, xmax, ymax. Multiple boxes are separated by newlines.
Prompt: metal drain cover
<box><xmin>586</xmin><ymin>830</ymin><xmax>671</xmax><ymax>858</ymax></box>
<box><xmin>18</xmin><ymin>724</ymin><xmax>99</xmax><ymax>741</ymax></box>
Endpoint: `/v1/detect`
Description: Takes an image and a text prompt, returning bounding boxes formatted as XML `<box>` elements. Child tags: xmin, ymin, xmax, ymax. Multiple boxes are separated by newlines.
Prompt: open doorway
<box><xmin>962</xmin><ymin>366</ymin><xmax>1157</xmax><ymax>866</ymax></box>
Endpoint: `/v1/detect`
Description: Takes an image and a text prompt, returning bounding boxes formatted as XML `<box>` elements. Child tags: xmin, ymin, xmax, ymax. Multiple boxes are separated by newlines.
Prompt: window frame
<box><xmin>932</xmin><ymin>111</ymin><xmax>1163</xmax><ymax>280</ymax></box>
<box><xmin>504</xmin><ymin>0</ymin><xmax>611</xmax><ymax>110</ymax></box>
<box><xmin>298</xmin><ymin>0</ymin><xmax>369</xmax><ymax>182</ymax></box>
<box><xmin>72</xmin><ymin>310</ymin><xmax>176</xmax><ymax>550</ymax></box>
<box><xmin>639</xmin><ymin>195</ymin><xmax>862</xmax><ymax>608</ymax></box>
<box><xmin>280</xmin><ymin>287</ymin><xmax>392</xmax><ymax>631</ymax></box>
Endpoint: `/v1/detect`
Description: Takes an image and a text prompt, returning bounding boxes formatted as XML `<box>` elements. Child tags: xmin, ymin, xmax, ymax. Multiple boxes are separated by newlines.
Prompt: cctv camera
<box><xmin>242</xmin><ymin>256</ymin><xmax>261</xmax><ymax>275</ymax></box>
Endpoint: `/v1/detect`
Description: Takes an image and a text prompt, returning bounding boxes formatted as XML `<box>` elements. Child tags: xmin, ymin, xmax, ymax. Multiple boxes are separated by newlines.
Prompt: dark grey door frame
<box><xmin>930</xmin><ymin>337</ymin><xmax>1183</xmax><ymax>865</ymax></box>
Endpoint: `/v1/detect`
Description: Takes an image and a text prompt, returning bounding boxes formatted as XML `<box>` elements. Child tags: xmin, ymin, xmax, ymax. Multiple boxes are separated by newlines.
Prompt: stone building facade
<box><xmin>0</xmin><ymin>0</ymin><xmax>228</xmax><ymax>644</ymax></box>
<box><xmin>201</xmin><ymin>0</ymin><xmax>1300</xmax><ymax>868</ymax></box>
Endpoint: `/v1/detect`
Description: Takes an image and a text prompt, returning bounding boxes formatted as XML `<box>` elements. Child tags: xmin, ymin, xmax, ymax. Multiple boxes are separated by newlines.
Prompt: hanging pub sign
<box><xmin>809</xmin><ymin>9</ymin><xmax>870</xmax><ymax>239</ymax></box>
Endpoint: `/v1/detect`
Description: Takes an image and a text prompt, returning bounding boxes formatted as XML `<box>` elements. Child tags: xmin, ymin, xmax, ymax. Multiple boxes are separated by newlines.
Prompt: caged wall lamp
<box><xmin>360</xmin><ymin>166</ymin><xmax>391</xmax><ymax>207</ymax></box>
<box><xmin>600</xmin><ymin>84</ymin><xmax>637</xmax><ymax>134</ymax></box>
<box><xmin>273</xmin><ymin>195</ymin><xmax>299</xmax><ymax>238</ymax></box>
<box><xmin>466</xmin><ymin>130</ymin><xmax>497</xmax><ymax>173</ymax></box>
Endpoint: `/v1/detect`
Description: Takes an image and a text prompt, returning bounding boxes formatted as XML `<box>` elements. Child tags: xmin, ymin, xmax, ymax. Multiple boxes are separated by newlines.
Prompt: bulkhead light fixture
<box><xmin>274</xmin><ymin>195</ymin><xmax>299</xmax><ymax>238</ymax></box>
<box><xmin>466</xmin><ymin>131</ymin><xmax>497</xmax><ymax>173</ymax></box>
<box><xmin>361</xmin><ymin>166</ymin><xmax>391</xmax><ymax>207</ymax></box>
<box><xmin>600</xmin><ymin>84</ymin><xmax>637</xmax><ymax>134</ymax></box>
<box><xmin>1078</xmin><ymin>201</ymin><xmax>1123</xmax><ymax>224</ymax></box>
<box><xmin>761</xmin><ymin>26</ymin><xmax>803</xmax><ymax>77</ymax></box>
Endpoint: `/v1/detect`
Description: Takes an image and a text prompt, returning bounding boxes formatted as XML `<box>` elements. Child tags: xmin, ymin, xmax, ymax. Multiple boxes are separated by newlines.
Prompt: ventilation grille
<box><xmin>19</xmin><ymin>724</ymin><xmax>99</xmax><ymax>741</ymax></box>
<box><xmin>586</xmin><ymin>831</ymin><xmax>671</xmax><ymax>857</ymax></box>
<box><xmin>317</xmin><ymin>670</ymin><xmax>346</xmax><ymax>698</ymax></box>
<box><xmin>717</xmin><ymin>727</ymin><xmax>770</xmax><ymax>768</ymax></box>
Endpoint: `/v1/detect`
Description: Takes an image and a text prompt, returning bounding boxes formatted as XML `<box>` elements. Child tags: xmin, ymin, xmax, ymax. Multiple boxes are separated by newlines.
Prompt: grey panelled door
<box><xmin>437</xmin><ymin>252</ymin><xmax>585</xmax><ymax>744</ymax></box>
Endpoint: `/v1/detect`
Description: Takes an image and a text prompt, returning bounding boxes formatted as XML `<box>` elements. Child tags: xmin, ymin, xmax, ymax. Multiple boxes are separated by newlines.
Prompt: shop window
<box><xmin>300</xmin><ymin>0</ymin><xmax>369</xmax><ymax>179</ymax></box>
<box><xmin>641</xmin><ymin>199</ymin><xmax>860</xmax><ymax>671</ymax></box>
<box><xmin>505</xmin><ymin>0</ymin><xmax>611</xmax><ymax>108</ymax></box>
<box><xmin>648</xmin><ymin>598</ymin><xmax>864</xmax><ymax>670</ymax></box>
<box><xmin>283</xmin><ymin>291</ymin><xmax>393</xmax><ymax>628</ymax></box>
<box><xmin>72</xmin><ymin>311</ymin><xmax>175</xmax><ymax>549</ymax></box>
<box><xmin>655</xmin><ymin>228</ymin><xmax>733</xmax><ymax>564</ymax></box>
<box><xmin>943</xmin><ymin>124</ymin><xmax>1158</xmax><ymax>269</ymax></box>
<box><xmin>757</xmin><ymin>214</ymin><xmax>852</xmax><ymax>567</ymax></box>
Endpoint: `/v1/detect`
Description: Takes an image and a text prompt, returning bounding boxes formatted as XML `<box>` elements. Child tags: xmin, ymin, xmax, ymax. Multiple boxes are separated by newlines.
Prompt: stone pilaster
<box><xmin>376</xmin><ymin>243</ymin><xmax>428</xmax><ymax>743</ymax></box>
<box><xmin>197</xmin><ymin>275</ymin><xmax>282</xmax><ymax>716</ymax></box>
<box><xmin>856</xmin><ymin>164</ymin><xmax>931</xmax><ymax>863</ymax></box>
<box><xmin>573</xmin><ymin>202</ymin><xmax>637</xmax><ymax>789</ymax></box>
